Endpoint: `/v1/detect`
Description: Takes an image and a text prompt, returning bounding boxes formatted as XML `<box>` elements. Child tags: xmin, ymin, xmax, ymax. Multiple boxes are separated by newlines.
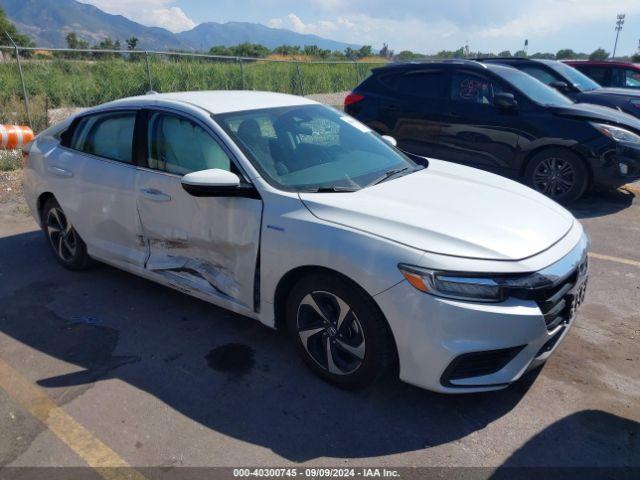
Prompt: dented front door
<box><xmin>135</xmin><ymin>169</ymin><xmax>262</xmax><ymax>311</ymax></box>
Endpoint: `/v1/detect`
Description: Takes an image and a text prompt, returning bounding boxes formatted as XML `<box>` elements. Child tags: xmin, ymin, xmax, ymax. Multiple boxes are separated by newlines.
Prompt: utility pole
<box><xmin>612</xmin><ymin>13</ymin><xmax>625</xmax><ymax>58</ymax></box>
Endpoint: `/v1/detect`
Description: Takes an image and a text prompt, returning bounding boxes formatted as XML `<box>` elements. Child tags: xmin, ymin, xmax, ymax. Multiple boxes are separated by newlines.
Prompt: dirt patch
<box><xmin>0</xmin><ymin>170</ymin><xmax>23</xmax><ymax>204</ymax></box>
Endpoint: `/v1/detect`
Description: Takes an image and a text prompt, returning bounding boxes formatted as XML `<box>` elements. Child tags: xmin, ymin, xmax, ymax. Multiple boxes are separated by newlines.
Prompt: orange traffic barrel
<box><xmin>0</xmin><ymin>124</ymin><xmax>34</xmax><ymax>150</ymax></box>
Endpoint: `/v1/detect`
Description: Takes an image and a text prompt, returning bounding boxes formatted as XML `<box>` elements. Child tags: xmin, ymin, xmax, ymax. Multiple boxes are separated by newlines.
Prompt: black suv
<box><xmin>481</xmin><ymin>58</ymin><xmax>640</xmax><ymax>118</ymax></box>
<box><xmin>345</xmin><ymin>60</ymin><xmax>640</xmax><ymax>202</ymax></box>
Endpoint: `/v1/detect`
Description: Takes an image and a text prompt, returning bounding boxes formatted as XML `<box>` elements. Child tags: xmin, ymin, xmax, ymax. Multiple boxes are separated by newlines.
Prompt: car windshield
<box><xmin>216</xmin><ymin>104</ymin><xmax>419</xmax><ymax>192</ymax></box>
<box><xmin>548</xmin><ymin>62</ymin><xmax>601</xmax><ymax>92</ymax></box>
<box><xmin>498</xmin><ymin>68</ymin><xmax>574</xmax><ymax>107</ymax></box>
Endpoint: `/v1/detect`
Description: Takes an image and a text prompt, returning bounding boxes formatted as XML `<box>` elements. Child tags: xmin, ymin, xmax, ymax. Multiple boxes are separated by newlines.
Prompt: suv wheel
<box><xmin>286</xmin><ymin>273</ymin><xmax>394</xmax><ymax>389</ymax></box>
<box><xmin>524</xmin><ymin>149</ymin><xmax>588</xmax><ymax>203</ymax></box>
<box><xmin>43</xmin><ymin>198</ymin><xmax>92</xmax><ymax>270</ymax></box>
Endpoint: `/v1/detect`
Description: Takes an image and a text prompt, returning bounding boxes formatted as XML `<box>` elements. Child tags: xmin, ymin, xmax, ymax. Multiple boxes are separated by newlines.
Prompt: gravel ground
<box><xmin>0</xmin><ymin>170</ymin><xmax>22</xmax><ymax>204</ymax></box>
<box><xmin>304</xmin><ymin>91</ymin><xmax>349</xmax><ymax>107</ymax></box>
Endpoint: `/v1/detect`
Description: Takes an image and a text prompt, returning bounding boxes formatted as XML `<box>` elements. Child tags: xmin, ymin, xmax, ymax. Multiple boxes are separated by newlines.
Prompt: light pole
<box><xmin>613</xmin><ymin>13</ymin><xmax>625</xmax><ymax>58</ymax></box>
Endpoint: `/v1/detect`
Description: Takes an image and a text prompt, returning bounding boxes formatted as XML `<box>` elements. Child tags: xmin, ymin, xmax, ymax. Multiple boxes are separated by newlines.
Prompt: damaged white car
<box><xmin>23</xmin><ymin>91</ymin><xmax>588</xmax><ymax>392</ymax></box>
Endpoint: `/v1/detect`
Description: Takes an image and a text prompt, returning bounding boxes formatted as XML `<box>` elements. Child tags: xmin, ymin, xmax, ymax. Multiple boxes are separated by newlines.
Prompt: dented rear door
<box><xmin>135</xmin><ymin>110</ymin><xmax>263</xmax><ymax>311</ymax></box>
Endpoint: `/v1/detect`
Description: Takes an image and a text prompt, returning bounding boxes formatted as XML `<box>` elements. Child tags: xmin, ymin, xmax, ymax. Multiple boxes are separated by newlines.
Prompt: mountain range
<box><xmin>0</xmin><ymin>0</ymin><xmax>358</xmax><ymax>52</ymax></box>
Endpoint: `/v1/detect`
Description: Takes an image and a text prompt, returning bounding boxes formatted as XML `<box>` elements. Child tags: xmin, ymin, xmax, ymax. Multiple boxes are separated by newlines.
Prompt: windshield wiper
<box><xmin>309</xmin><ymin>186</ymin><xmax>360</xmax><ymax>193</ymax></box>
<box><xmin>367</xmin><ymin>167</ymin><xmax>411</xmax><ymax>187</ymax></box>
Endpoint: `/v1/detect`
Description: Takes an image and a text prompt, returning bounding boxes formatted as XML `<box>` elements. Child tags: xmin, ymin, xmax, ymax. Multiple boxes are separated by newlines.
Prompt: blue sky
<box><xmin>83</xmin><ymin>0</ymin><xmax>640</xmax><ymax>55</ymax></box>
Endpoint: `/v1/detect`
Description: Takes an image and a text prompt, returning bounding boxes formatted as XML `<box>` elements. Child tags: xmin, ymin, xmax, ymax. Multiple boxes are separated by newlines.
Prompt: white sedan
<box><xmin>23</xmin><ymin>91</ymin><xmax>588</xmax><ymax>393</ymax></box>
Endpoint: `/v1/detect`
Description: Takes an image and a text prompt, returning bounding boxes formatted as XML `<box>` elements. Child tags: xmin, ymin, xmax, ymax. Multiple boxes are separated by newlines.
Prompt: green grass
<box><xmin>0</xmin><ymin>150</ymin><xmax>22</xmax><ymax>171</ymax></box>
<box><xmin>0</xmin><ymin>57</ymin><xmax>383</xmax><ymax>131</ymax></box>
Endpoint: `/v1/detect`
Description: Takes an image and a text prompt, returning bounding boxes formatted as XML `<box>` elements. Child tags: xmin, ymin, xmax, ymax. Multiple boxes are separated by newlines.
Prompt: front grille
<box><xmin>441</xmin><ymin>345</ymin><xmax>526</xmax><ymax>386</ymax></box>
<box><xmin>509</xmin><ymin>260</ymin><xmax>587</xmax><ymax>331</ymax></box>
<box><xmin>535</xmin><ymin>327</ymin><xmax>565</xmax><ymax>357</ymax></box>
<box><xmin>534</xmin><ymin>272</ymin><xmax>577</xmax><ymax>331</ymax></box>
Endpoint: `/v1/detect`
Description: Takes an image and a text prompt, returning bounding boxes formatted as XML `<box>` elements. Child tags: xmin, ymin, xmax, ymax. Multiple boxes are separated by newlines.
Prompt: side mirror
<box><xmin>494</xmin><ymin>92</ymin><xmax>518</xmax><ymax>110</ymax></box>
<box><xmin>181</xmin><ymin>169</ymin><xmax>258</xmax><ymax>198</ymax></box>
<box><xmin>549</xmin><ymin>80</ymin><xmax>570</xmax><ymax>92</ymax></box>
<box><xmin>381</xmin><ymin>135</ymin><xmax>398</xmax><ymax>147</ymax></box>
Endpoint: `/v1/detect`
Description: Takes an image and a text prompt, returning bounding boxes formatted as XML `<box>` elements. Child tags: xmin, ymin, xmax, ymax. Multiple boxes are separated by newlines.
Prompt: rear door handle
<box><xmin>47</xmin><ymin>165</ymin><xmax>73</xmax><ymax>178</ymax></box>
<box><xmin>140</xmin><ymin>188</ymin><xmax>171</xmax><ymax>202</ymax></box>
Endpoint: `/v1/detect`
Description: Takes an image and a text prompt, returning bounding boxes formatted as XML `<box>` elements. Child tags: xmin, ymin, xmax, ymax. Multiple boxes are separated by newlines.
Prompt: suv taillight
<box><xmin>344</xmin><ymin>92</ymin><xmax>364</xmax><ymax>107</ymax></box>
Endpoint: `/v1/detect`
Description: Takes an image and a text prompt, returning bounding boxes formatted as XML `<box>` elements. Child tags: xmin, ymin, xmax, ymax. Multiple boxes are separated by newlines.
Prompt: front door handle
<box><xmin>47</xmin><ymin>165</ymin><xmax>73</xmax><ymax>177</ymax></box>
<box><xmin>140</xmin><ymin>188</ymin><xmax>171</xmax><ymax>202</ymax></box>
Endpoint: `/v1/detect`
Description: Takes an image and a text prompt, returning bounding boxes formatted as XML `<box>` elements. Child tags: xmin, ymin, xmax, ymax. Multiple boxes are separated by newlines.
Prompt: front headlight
<box><xmin>398</xmin><ymin>264</ymin><xmax>504</xmax><ymax>302</ymax></box>
<box><xmin>592</xmin><ymin>123</ymin><xmax>640</xmax><ymax>144</ymax></box>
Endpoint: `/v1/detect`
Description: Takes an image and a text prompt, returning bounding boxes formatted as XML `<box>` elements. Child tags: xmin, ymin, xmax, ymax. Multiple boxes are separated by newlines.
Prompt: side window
<box><xmin>610</xmin><ymin>68</ymin><xmax>624</xmax><ymax>87</ymax></box>
<box><xmin>519</xmin><ymin>66</ymin><xmax>559</xmax><ymax>85</ymax></box>
<box><xmin>70</xmin><ymin>112</ymin><xmax>136</xmax><ymax>163</ymax></box>
<box><xmin>624</xmin><ymin>69</ymin><xmax>640</xmax><ymax>88</ymax></box>
<box><xmin>382</xmin><ymin>71</ymin><xmax>443</xmax><ymax>99</ymax></box>
<box><xmin>581</xmin><ymin>66</ymin><xmax>608</xmax><ymax>85</ymax></box>
<box><xmin>450</xmin><ymin>73</ymin><xmax>505</xmax><ymax>105</ymax></box>
<box><xmin>147</xmin><ymin>113</ymin><xmax>232</xmax><ymax>175</ymax></box>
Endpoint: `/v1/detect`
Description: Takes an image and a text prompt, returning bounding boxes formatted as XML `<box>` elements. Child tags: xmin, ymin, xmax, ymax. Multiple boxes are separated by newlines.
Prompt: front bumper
<box><xmin>375</xmin><ymin>235</ymin><xmax>589</xmax><ymax>394</ymax></box>
<box><xmin>589</xmin><ymin>143</ymin><xmax>640</xmax><ymax>188</ymax></box>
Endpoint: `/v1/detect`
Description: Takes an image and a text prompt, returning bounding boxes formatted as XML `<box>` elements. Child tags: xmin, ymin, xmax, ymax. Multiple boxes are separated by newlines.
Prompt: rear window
<box><xmin>380</xmin><ymin>71</ymin><xmax>443</xmax><ymax>99</ymax></box>
<box><xmin>70</xmin><ymin>112</ymin><xmax>136</xmax><ymax>164</ymax></box>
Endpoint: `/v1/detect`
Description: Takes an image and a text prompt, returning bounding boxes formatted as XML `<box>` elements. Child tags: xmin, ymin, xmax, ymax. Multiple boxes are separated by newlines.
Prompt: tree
<box><xmin>273</xmin><ymin>45</ymin><xmax>300</xmax><ymax>56</ymax></box>
<box><xmin>530</xmin><ymin>52</ymin><xmax>556</xmax><ymax>59</ymax></box>
<box><xmin>396</xmin><ymin>50</ymin><xmax>422</xmax><ymax>61</ymax></box>
<box><xmin>0</xmin><ymin>6</ymin><xmax>33</xmax><ymax>47</ymax></box>
<box><xmin>344</xmin><ymin>47</ymin><xmax>357</xmax><ymax>60</ymax></box>
<box><xmin>65</xmin><ymin>32</ymin><xmax>89</xmax><ymax>50</ymax></box>
<box><xmin>556</xmin><ymin>48</ymin><xmax>578</xmax><ymax>59</ymax></box>
<box><xmin>209</xmin><ymin>45</ymin><xmax>231</xmax><ymax>56</ymax></box>
<box><xmin>633</xmin><ymin>53</ymin><xmax>640</xmax><ymax>62</ymax></box>
<box><xmin>230</xmin><ymin>42</ymin><xmax>269</xmax><ymax>58</ymax></box>
<box><xmin>498</xmin><ymin>50</ymin><xmax>512</xmax><ymax>57</ymax></box>
<box><xmin>513</xmin><ymin>49</ymin><xmax>527</xmax><ymax>58</ymax></box>
<box><xmin>589</xmin><ymin>48</ymin><xmax>609</xmax><ymax>60</ymax></box>
<box><xmin>356</xmin><ymin>45</ymin><xmax>373</xmax><ymax>59</ymax></box>
<box><xmin>126</xmin><ymin>37</ymin><xmax>139</xmax><ymax>51</ymax></box>
<box><xmin>379</xmin><ymin>43</ymin><xmax>393</xmax><ymax>59</ymax></box>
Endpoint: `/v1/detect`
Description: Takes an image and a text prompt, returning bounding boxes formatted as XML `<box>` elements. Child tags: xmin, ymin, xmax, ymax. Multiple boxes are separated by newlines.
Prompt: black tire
<box><xmin>524</xmin><ymin>148</ymin><xmax>588</xmax><ymax>203</ymax></box>
<box><xmin>42</xmin><ymin>198</ymin><xmax>92</xmax><ymax>270</ymax></box>
<box><xmin>286</xmin><ymin>273</ymin><xmax>395</xmax><ymax>389</ymax></box>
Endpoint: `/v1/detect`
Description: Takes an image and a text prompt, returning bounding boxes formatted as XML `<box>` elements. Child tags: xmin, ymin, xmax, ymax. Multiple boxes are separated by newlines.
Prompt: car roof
<box><xmin>372</xmin><ymin>59</ymin><xmax>491</xmax><ymax>74</ymax></box>
<box><xmin>92</xmin><ymin>90</ymin><xmax>317</xmax><ymax>114</ymax></box>
<box><xmin>564</xmin><ymin>60</ymin><xmax>640</xmax><ymax>69</ymax></box>
<box><xmin>372</xmin><ymin>60</ymin><xmax>522</xmax><ymax>78</ymax></box>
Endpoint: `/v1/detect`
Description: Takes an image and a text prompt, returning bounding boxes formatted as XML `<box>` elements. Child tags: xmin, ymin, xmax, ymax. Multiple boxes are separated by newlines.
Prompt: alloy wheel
<box><xmin>532</xmin><ymin>157</ymin><xmax>575</xmax><ymax>198</ymax></box>
<box><xmin>296</xmin><ymin>291</ymin><xmax>366</xmax><ymax>375</ymax></box>
<box><xmin>46</xmin><ymin>207</ymin><xmax>77</xmax><ymax>263</ymax></box>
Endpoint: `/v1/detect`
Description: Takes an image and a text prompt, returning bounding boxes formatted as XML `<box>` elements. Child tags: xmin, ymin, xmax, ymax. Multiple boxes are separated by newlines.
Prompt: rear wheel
<box><xmin>286</xmin><ymin>273</ymin><xmax>395</xmax><ymax>389</ymax></box>
<box><xmin>524</xmin><ymin>149</ymin><xmax>588</xmax><ymax>203</ymax></box>
<box><xmin>42</xmin><ymin>198</ymin><xmax>92</xmax><ymax>270</ymax></box>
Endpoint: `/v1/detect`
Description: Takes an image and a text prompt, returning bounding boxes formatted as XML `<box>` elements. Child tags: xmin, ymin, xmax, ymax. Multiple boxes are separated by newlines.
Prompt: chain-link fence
<box><xmin>0</xmin><ymin>46</ymin><xmax>388</xmax><ymax>133</ymax></box>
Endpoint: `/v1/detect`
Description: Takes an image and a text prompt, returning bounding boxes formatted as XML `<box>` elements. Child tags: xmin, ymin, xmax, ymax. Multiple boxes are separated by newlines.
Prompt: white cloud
<box><xmin>267</xmin><ymin>12</ymin><xmax>460</xmax><ymax>51</ymax></box>
<box><xmin>81</xmin><ymin>0</ymin><xmax>195</xmax><ymax>32</ymax></box>
<box><xmin>477</xmin><ymin>0</ymin><xmax>640</xmax><ymax>39</ymax></box>
<box><xmin>267</xmin><ymin>1</ymin><xmax>640</xmax><ymax>54</ymax></box>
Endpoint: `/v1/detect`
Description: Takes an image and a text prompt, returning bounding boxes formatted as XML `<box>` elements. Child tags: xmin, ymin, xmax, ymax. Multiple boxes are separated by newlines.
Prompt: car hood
<box><xmin>592</xmin><ymin>87</ymin><xmax>640</xmax><ymax>98</ymax></box>
<box><xmin>299</xmin><ymin>160</ymin><xmax>575</xmax><ymax>261</ymax></box>
<box><xmin>550</xmin><ymin>102</ymin><xmax>640</xmax><ymax>130</ymax></box>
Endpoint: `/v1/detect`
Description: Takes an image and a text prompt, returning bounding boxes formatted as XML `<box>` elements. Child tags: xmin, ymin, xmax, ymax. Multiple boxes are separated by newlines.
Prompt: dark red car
<box><xmin>564</xmin><ymin>61</ymin><xmax>640</xmax><ymax>89</ymax></box>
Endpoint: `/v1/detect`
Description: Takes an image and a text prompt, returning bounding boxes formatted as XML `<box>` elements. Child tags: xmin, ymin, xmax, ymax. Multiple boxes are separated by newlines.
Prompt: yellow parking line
<box><xmin>0</xmin><ymin>357</ymin><xmax>146</xmax><ymax>480</ymax></box>
<box><xmin>589</xmin><ymin>252</ymin><xmax>640</xmax><ymax>268</ymax></box>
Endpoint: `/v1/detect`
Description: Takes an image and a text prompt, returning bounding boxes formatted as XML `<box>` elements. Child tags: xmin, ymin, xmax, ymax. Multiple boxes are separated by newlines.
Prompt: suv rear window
<box><xmin>380</xmin><ymin>71</ymin><xmax>443</xmax><ymax>99</ymax></box>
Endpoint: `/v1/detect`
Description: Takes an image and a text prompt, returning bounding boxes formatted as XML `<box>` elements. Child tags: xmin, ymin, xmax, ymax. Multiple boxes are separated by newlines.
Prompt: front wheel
<box><xmin>286</xmin><ymin>273</ymin><xmax>395</xmax><ymax>389</ymax></box>
<box><xmin>524</xmin><ymin>149</ymin><xmax>588</xmax><ymax>203</ymax></box>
